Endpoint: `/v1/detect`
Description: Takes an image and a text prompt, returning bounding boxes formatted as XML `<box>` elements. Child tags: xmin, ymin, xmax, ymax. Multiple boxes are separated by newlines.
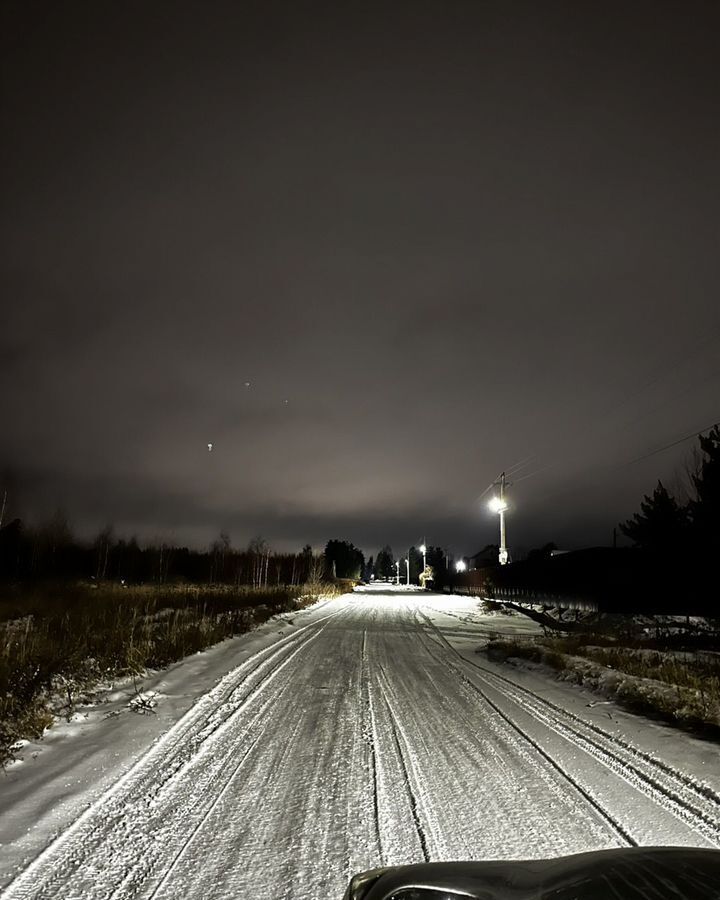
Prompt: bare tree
<box><xmin>307</xmin><ymin>552</ymin><xmax>327</xmax><ymax>596</ymax></box>
<box><xmin>248</xmin><ymin>536</ymin><xmax>270</xmax><ymax>588</ymax></box>
<box><xmin>210</xmin><ymin>531</ymin><xmax>231</xmax><ymax>583</ymax></box>
<box><xmin>94</xmin><ymin>524</ymin><xmax>115</xmax><ymax>580</ymax></box>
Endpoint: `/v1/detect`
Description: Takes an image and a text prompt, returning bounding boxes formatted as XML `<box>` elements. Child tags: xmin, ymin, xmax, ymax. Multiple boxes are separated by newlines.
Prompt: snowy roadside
<box><xmin>0</xmin><ymin>593</ymin><xmax>343</xmax><ymax>888</ymax></box>
<box><xmin>419</xmin><ymin>593</ymin><xmax>720</xmax><ymax>796</ymax></box>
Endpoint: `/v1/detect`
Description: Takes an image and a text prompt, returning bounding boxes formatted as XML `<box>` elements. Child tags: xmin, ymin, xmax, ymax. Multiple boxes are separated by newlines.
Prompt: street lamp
<box><xmin>455</xmin><ymin>560</ymin><xmax>467</xmax><ymax>573</ymax></box>
<box><xmin>395</xmin><ymin>559</ymin><xmax>400</xmax><ymax>585</ymax></box>
<box><xmin>488</xmin><ymin>472</ymin><xmax>509</xmax><ymax>565</ymax></box>
<box><xmin>419</xmin><ymin>543</ymin><xmax>427</xmax><ymax>574</ymax></box>
<box><xmin>405</xmin><ymin>558</ymin><xmax>410</xmax><ymax>587</ymax></box>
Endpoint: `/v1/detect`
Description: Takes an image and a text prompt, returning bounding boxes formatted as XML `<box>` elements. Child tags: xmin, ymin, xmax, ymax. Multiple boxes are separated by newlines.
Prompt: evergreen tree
<box><xmin>364</xmin><ymin>556</ymin><xmax>374</xmax><ymax>580</ymax></box>
<box><xmin>408</xmin><ymin>545</ymin><xmax>423</xmax><ymax>582</ymax></box>
<box><xmin>688</xmin><ymin>425</ymin><xmax>720</xmax><ymax>551</ymax></box>
<box><xmin>620</xmin><ymin>480</ymin><xmax>688</xmax><ymax>552</ymax></box>
<box><xmin>324</xmin><ymin>539</ymin><xmax>365</xmax><ymax>579</ymax></box>
<box><xmin>374</xmin><ymin>545</ymin><xmax>395</xmax><ymax>579</ymax></box>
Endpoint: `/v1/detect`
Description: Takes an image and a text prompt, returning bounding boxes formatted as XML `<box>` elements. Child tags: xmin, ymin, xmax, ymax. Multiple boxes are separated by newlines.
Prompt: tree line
<box><xmin>620</xmin><ymin>425</ymin><xmax>720</xmax><ymax>558</ymax></box>
<box><xmin>0</xmin><ymin>515</ymin><xmax>338</xmax><ymax>587</ymax></box>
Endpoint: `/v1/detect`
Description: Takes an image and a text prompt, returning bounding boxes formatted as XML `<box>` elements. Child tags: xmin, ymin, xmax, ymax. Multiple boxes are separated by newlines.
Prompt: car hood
<box><xmin>344</xmin><ymin>846</ymin><xmax>720</xmax><ymax>899</ymax></box>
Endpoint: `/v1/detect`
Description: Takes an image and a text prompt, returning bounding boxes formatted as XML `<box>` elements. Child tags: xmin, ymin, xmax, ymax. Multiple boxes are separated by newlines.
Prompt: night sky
<box><xmin>2</xmin><ymin>1</ymin><xmax>719</xmax><ymax>557</ymax></box>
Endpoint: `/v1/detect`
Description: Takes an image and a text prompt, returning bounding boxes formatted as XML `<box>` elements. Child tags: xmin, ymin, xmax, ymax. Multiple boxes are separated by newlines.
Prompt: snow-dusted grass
<box><xmin>485</xmin><ymin>624</ymin><xmax>720</xmax><ymax>734</ymax></box>
<box><xmin>0</xmin><ymin>580</ymin><xmax>341</xmax><ymax>764</ymax></box>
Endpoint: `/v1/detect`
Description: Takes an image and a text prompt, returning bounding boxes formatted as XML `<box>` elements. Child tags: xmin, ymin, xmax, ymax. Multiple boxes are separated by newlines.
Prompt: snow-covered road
<box><xmin>4</xmin><ymin>586</ymin><xmax>720</xmax><ymax>900</ymax></box>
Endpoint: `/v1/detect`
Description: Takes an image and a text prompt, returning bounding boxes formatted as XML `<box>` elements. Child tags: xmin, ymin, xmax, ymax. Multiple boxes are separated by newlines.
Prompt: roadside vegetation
<box><xmin>482</xmin><ymin>609</ymin><xmax>720</xmax><ymax>736</ymax></box>
<box><xmin>0</xmin><ymin>579</ymin><xmax>342</xmax><ymax>766</ymax></box>
<box><xmin>0</xmin><ymin>510</ymin><xmax>371</xmax><ymax>766</ymax></box>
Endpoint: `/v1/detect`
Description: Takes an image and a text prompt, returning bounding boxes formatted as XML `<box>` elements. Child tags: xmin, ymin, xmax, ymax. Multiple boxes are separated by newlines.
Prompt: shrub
<box><xmin>0</xmin><ymin>580</ymin><xmax>333</xmax><ymax>764</ymax></box>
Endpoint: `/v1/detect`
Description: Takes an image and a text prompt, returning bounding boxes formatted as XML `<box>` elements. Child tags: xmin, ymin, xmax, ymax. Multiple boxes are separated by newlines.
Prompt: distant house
<box><xmin>466</xmin><ymin>544</ymin><xmax>498</xmax><ymax>570</ymax></box>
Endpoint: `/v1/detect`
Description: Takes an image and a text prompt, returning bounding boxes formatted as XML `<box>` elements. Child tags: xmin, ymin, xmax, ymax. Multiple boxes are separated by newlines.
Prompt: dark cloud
<box><xmin>2</xmin><ymin>1</ymin><xmax>719</xmax><ymax>556</ymax></box>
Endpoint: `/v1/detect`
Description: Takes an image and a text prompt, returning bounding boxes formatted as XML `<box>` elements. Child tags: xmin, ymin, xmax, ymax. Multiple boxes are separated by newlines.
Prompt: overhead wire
<box><xmin>627</xmin><ymin>419</ymin><xmax>719</xmax><ymax>466</ymax></box>
<box><xmin>505</xmin><ymin>454</ymin><xmax>537</xmax><ymax>476</ymax></box>
<box><xmin>475</xmin><ymin>481</ymin><xmax>497</xmax><ymax>503</ymax></box>
<box><xmin>511</xmin><ymin>462</ymin><xmax>559</xmax><ymax>484</ymax></box>
<box><xmin>596</xmin><ymin>326</ymin><xmax>720</xmax><ymax>424</ymax></box>
<box><xmin>474</xmin><ymin>455</ymin><xmax>537</xmax><ymax>503</ymax></box>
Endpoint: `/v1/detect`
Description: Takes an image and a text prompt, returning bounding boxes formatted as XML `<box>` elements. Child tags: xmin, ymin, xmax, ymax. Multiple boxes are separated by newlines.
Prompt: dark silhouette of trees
<box><xmin>374</xmin><ymin>545</ymin><xmax>395</xmax><ymax>579</ymax></box>
<box><xmin>210</xmin><ymin>531</ymin><xmax>231</xmax><ymax>583</ymax></box>
<box><xmin>94</xmin><ymin>525</ymin><xmax>115</xmax><ymax>580</ymax></box>
<box><xmin>688</xmin><ymin>425</ymin><xmax>720</xmax><ymax>554</ymax></box>
<box><xmin>620</xmin><ymin>481</ymin><xmax>688</xmax><ymax>553</ymax></box>
<box><xmin>407</xmin><ymin>546</ymin><xmax>422</xmax><ymax>583</ymax></box>
<box><xmin>621</xmin><ymin>426</ymin><xmax>720</xmax><ymax>560</ymax></box>
<box><xmin>425</xmin><ymin>546</ymin><xmax>448</xmax><ymax>589</ymax></box>
<box><xmin>324</xmin><ymin>539</ymin><xmax>364</xmax><ymax>579</ymax></box>
<box><xmin>0</xmin><ymin>517</ymin><xmax>338</xmax><ymax>589</ymax></box>
<box><xmin>364</xmin><ymin>555</ymin><xmax>374</xmax><ymax>581</ymax></box>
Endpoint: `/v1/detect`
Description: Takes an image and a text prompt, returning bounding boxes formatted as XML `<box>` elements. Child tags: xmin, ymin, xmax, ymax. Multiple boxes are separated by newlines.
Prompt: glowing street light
<box><xmin>488</xmin><ymin>496</ymin><xmax>508</xmax><ymax>514</ymax></box>
<box><xmin>455</xmin><ymin>559</ymin><xmax>467</xmax><ymax>573</ymax></box>
<box><xmin>419</xmin><ymin>543</ymin><xmax>427</xmax><ymax>575</ymax></box>
<box><xmin>489</xmin><ymin>472</ymin><xmax>509</xmax><ymax>565</ymax></box>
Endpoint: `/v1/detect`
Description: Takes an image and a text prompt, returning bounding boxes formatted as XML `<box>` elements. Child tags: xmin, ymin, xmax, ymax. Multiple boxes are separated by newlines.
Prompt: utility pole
<box><xmin>489</xmin><ymin>472</ymin><xmax>510</xmax><ymax>565</ymax></box>
<box><xmin>499</xmin><ymin>472</ymin><xmax>508</xmax><ymax>565</ymax></box>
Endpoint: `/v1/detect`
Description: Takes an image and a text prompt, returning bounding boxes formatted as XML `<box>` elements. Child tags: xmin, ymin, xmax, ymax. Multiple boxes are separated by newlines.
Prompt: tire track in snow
<box><xmin>415</xmin><ymin>621</ymin><xmax>635</xmax><ymax>847</ymax></box>
<box><xmin>375</xmin><ymin>674</ymin><xmax>432</xmax><ymax>863</ymax></box>
<box><xmin>3</xmin><ymin>602</ymin><xmax>351</xmax><ymax>900</ymax></box>
<box><xmin>371</xmin><ymin>599</ymin><xmax>614</xmax><ymax>861</ymax></box>
<box><xmin>474</xmin><ymin>662</ymin><xmax>720</xmax><ymax>845</ymax></box>
<box><xmin>360</xmin><ymin>628</ymin><xmax>385</xmax><ymax>867</ymax></box>
<box><xmin>112</xmin><ymin>611</ymin><xmax>354</xmax><ymax>899</ymax></box>
<box><xmin>419</xmin><ymin>608</ymin><xmax>720</xmax><ymax>847</ymax></box>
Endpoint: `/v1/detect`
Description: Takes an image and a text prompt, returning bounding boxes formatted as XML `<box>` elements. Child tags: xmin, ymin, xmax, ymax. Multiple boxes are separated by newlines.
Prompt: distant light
<box><xmin>455</xmin><ymin>560</ymin><xmax>467</xmax><ymax>573</ymax></box>
<box><xmin>419</xmin><ymin>544</ymin><xmax>427</xmax><ymax>554</ymax></box>
<box><xmin>488</xmin><ymin>496</ymin><xmax>507</xmax><ymax>513</ymax></box>
<box><xmin>208</xmin><ymin>443</ymin><xmax>213</xmax><ymax>452</ymax></box>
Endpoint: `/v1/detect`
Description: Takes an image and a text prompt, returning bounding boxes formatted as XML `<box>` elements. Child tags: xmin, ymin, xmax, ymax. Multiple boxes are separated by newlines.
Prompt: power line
<box><xmin>627</xmin><ymin>420</ymin><xmax>719</xmax><ymax>466</ymax></box>
<box><xmin>475</xmin><ymin>456</ymin><xmax>534</xmax><ymax>505</ymax></box>
<box><xmin>597</xmin><ymin>327</ymin><xmax>720</xmax><ymax>424</ymax></box>
<box><xmin>512</xmin><ymin>462</ymin><xmax>558</xmax><ymax>484</ymax></box>
<box><xmin>505</xmin><ymin>454</ymin><xmax>536</xmax><ymax>477</ymax></box>
<box><xmin>475</xmin><ymin>481</ymin><xmax>496</xmax><ymax>503</ymax></box>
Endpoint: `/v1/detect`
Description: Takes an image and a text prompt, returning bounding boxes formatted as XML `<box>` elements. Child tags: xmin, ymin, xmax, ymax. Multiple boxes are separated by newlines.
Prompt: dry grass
<box><xmin>0</xmin><ymin>580</ymin><xmax>341</xmax><ymax>764</ymax></box>
<box><xmin>484</xmin><ymin>625</ymin><xmax>720</xmax><ymax>737</ymax></box>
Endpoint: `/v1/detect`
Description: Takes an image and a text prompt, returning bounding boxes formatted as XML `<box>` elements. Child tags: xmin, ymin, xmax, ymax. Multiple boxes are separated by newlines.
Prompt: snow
<box><xmin>0</xmin><ymin>597</ymin><xmax>339</xmax><ymax>888</ymax></box>
<box><xmin>1</xmin><ymin>585</ymin><xmax>719</xmax><ymax>900</ymax></box>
